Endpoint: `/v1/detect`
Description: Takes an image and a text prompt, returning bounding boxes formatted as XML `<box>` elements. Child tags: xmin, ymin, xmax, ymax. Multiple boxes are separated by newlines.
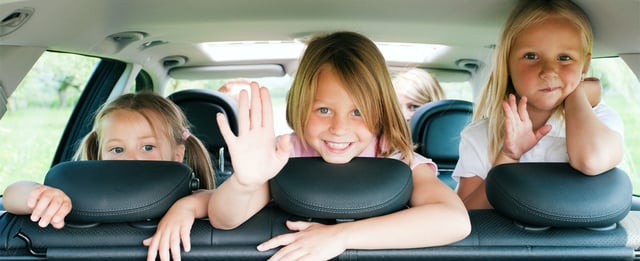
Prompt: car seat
<box><xmin>409</xmin><ymin>99</ymin><xmax>473</xmax><ymax>189</ymax></box>
<box><xmin>168</xmin><ymin>89</ymin><xmax>238</xmax><ymax>185</ymax></box>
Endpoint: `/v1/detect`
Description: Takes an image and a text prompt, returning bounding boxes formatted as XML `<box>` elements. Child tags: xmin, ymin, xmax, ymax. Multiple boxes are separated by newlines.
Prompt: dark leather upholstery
<box><xmin>270</xmin><ymin>157</ymin><xmax>412</xmax><ymax>220</ymax></box>
<box><xmin>44</xmin><ymin>160</ymin><xmax>198</xmax><ymax>224</ymax></box>
<box><xmin>486</xmin><ymin>163</ymin><xmax>632</xmax><ymax>228</ymax></box>
<box><xmin>1</xmin><ymin>159</ymin><xmax>638</xmax><ymax>260</ymax></box>
<box><xmin>2</xmin><ymin>208</ymin><xmax>637</xmax><ymax>260</ymax></box>
<box><xmin>409</xmin><ymin>99</ymin><xmax>473</xmax><ymax>189</ymax></box>
<box><xmin>168</xmin><ymin>89</ymin><xmax>238</xmax><ymax>185</ymax></box>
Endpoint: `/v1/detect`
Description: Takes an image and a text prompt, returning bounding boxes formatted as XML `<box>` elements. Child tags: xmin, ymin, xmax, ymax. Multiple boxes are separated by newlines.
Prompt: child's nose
<box><xmin>124</xmin><ymin>151</ymin><xmax>139</xmax><ymax>160</ymax></box>
<box><xmin>329</xmin><ymin>116</ymin><xmax>349</xmax><ymax>135</ymax></box>
<box><xmin>540</xmin><ymin>60</ymin><xmax>559</xmax><ymax>81</ymax></box>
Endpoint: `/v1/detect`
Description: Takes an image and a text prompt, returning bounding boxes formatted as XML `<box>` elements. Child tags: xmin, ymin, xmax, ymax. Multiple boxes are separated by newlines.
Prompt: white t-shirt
<box><xmin>452</xmin><ymin>103</ymin><xmax>624</xmax><ymax>182</ymax></box>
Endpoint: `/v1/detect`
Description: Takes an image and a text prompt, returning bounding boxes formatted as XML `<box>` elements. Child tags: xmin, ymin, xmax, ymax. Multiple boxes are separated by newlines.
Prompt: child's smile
<box><xmin>304</xmin><ymin>65</ymin><xmax>374</xmax><ymax>164</ymax></box>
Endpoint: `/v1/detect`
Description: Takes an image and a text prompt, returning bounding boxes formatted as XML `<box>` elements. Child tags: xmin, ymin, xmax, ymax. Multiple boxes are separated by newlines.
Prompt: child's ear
<box><xmin>582</xmin><ymin>53</ymin><xmax>592</xmax><ymax>75</ymax></box>
<box><xmin>174</xmin><ymin>144</ymin><xmax>186</xmax><ymax>162</ymax></box>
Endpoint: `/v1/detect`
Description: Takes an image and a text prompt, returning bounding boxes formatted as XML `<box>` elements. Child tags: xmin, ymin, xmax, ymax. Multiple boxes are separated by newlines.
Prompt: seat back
<box><xmin>168</xmin><ymin>89</ymin><xmax>238</xmax><ymax>185</ymax></box>
<box><xmin>409</xmin><ymin>99</ymin><xmax>472</xmax><ymax>188</ymax></box>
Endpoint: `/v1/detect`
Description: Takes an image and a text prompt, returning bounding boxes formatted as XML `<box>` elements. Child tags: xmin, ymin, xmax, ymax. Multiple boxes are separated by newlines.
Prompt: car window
<box><xmin>2</xmin><ymin>55</ymin><xmax>636</xmax><ymax>195</ymax></box>
<box><xmin>167</xmin><ymin>76</ymin><xmax>295</xmax><ymax>136</ymax></box>
<box><xmin>0</xmin><ymin>52</ymin><xmax>99</xmax><ymax>193</ymax></box>
<box><xmin>590</xmin><ymin>57</ymin><xmax>640</xmax><ymax>194</ymax></box>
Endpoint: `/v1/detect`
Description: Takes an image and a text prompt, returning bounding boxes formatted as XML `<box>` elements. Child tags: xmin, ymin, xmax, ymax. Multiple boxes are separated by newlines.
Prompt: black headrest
<box><xmin>409</xmin><ymin>99</ymin><xmax>472</xmax><ymax>166</ymax></box>
<box><xmin>44</xmin><ymin>160</ymin><xmax>199</xmax><ymax>224</ymax></box>
<box><xmin>269</xmin><ymin>157</ymin><xmax>412</xmax><ymax>220</ymax></box>
<box><xmin>168</xmin><ymin>89</ymin><xmax>238</xmax><ymax>153</ymax></box>
<box><xmin>486</xmin><ymin>163</ymin><xmax>632</xmax><ymax>228</ymax></box>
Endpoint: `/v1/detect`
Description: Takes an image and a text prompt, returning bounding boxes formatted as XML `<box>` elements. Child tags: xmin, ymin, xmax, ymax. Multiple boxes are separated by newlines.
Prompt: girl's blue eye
<box><xmin>408</xmin><ymin>104</ymin><xmax>422</xmax><ymax>111</ymax></box>
<box><xmin>112</xmin><ymin>147</ymin><xmax>124</xmax><ymax>154</ymax></box>
<box><xmin>559</xmin><ymin>55</ymin><xmax>572</xmax><ymax>61</ymax></box>
<box><xmin>319</xmin><ymin>107</ymin><xmax>329</xmax><ymax>114</ymax></box>
<box><xmin>353</xmin><ymin>109</ymin><xmax>361</xmax><ymax>117</ymax></box>
<box><xmin>142</xmin><ymin>145</ymin><xmax>154</xmax><ymax>151</ymax></box>
<box><xmin>524</xmin><ymin>53</ymin><xmax>537</xmax><ymax>60</ymax></box>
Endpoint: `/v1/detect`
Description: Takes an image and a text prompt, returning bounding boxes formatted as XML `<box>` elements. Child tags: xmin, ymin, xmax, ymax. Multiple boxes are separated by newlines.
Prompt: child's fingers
<box><xmin>502</xmin><ymin>100</ymin><xmax>515</xmax><ymax>134</ymax></box>
<box><xmin>170</xmin><ymin>230</ymin><xmax>183</xmax><ymax>261</ymax></box>
<box><xmin>249</xmin><ymin>82</ymin><xmax>263</xmax><ymax>129</ymax></box>
<box><xmin>259</xmin><ymin>86</ymin><xmax>274</xmax><ymax>130</ymax></box>
<box><xmin>37</xmin><ymin>196</ymin><xmax>66</xmax><ymax>228</ymax></box>
<box><xmin>517</xmin><ymin>96</ymin><xmax>529</xmax><ymax>123</ymax></box>
<box><xmin>143</xmin><ymin>236</ymin><xmax>159</xmax><ymax>261</ymax></box>
<box><xmin>181</xmin><ymin>226</ymin><xmax>191</xmax><ymax>252</ymax></box>
<box><xmin>26</xmin><ymin>188</ymin><xmax>41</xmax><ymax>209</ymax></box>
<box><xmin>508</xmin><ymin>94</ymin><xmax>519</xmax><ymax>120</ymax></box>
<box><xmin>217</xmin><ymin>113</ymin><xmax>236</xmax><ymax>144</ymax></box>
<box><xmin>502</xmin><ymin>95</ymin><xmax>517</xmax><ymax>122</ymax></box>
<box><xmin>50</xmin><ymin>201</ymin><xmax>71</xmax><ymax>229</ymax></box>
<box><xmin>286</xmin><ymin>220</ymin><xmax>313</xmax><ymax>231</ymax></box>
<box><xmin>535</xmin><ymin>124</ymin><xmax>552</xmax><ymax>140</ymax></box>
<box><xmin>30</xmin><ymin>193</ymin><xmax>52</xmax><ymax>223</ymax></box>
<box><xmin>236</xmin><ymin>88</ymin><xmax>251</xmax><ymax>135</ymax></box>
<box><xmin>276</xmin><ymin>134</ymin><xmax>293</xmax><ymax>163</ymax></box>
<box><xmin>257</xmin><ymin>233</ymin><xmax>296</xmax><ymax>252</ymax></box>
<box><xmin>158</xmin><ymin>230</ymin><xmax>172</xmax><ymax>261</ymax></box>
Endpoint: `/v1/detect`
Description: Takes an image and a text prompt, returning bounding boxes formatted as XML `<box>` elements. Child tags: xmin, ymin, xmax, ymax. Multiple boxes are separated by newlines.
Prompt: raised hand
<box><xmin>501</xmin><ymin>94</ymin><xmax>551</xmax><ymax>161</ymax></box>
<box><xmin>216</xmin><ymin>82</ymin><xmax>292</xmax><ymax>188</ymax></box>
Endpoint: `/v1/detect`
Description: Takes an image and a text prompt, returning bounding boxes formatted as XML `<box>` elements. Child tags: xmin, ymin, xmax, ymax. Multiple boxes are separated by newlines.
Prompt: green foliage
<box><xmin>591</xmin><ymin>58</ymin><xmax>640</xmax><ymax>192</ymax></box>
<box><xmin>0</xmin><ymin>109</ymin><xmax>72</xmax><ymax>192</ymax></box>
<box><xmin>8</xmin><ymin>53</ymin><xmax>99</xmax><ymax>110</ymax></box>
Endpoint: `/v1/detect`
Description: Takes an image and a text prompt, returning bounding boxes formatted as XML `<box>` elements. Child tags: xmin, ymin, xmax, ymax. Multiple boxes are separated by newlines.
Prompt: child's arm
<box><xmin>208</xmin><ymin>83</ymin><xmax>292</xmax><ymax>229</ymax></box>
<box><xmin>144</xmin><ymin>190</ymin><xmax>212</xmax><ymax>261</ymax></box>
<box><xmin>457</xmin><ymin>176</ymin><xmax>492</xmax><ymax>209</ymax></box>
<box><xmin>458</xmin><ymin>94</ymin><xmax>552</xmax><ymax>210</ymax></box>
<box><xmin>2</xmin><ymin>181</ymin><xmax>71</xmax><ymax>229</ymax></box>
<box><xmin>257</xmin><ymin>165</ymin><xmax>471</xmax><ymax>260</ymax></box>
<box><xmin>565</xmin><ymin>78</ymin><xmax>623</xmax><ymax>175</ymax></box>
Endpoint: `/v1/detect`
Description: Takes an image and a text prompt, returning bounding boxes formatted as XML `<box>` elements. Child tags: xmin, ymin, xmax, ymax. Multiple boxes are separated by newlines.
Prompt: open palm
<box><xmin>216</xmin><ymin>82</ymin><xmax>291</xmax><ymax>187</ymax></box>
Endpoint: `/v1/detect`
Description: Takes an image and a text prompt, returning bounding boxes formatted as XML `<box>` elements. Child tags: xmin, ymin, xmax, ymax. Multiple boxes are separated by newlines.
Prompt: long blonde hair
<box><xmin>73</xmin><ymin>92</ymin><xmax>215</xmax><ymax>189</ymax></box>
<box><xmin>286</xmin><ymin>31</ymin><xmax>414</xmax><ymax>162</ymax></box>
<box><xmin>475</xmin><ymin>0</ymin><xmax>593</xmax><ymax>162</ymax></box>
<box><xmin>393</xmin><ymin>68</ymin><xmax>445</xmax><ymax>104</ymax></box>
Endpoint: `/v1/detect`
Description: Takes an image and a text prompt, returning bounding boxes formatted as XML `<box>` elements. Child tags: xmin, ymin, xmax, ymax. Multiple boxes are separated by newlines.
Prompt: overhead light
<box><xmin>202</xmin><ymin>41</ymin><xmax>305</xmax><ymax>62</ymax></box>
<box><xmin>202</xmin><ymin>40</ymin><xmax>448</xmax><ymax>64</ymax></box>
<box><xmin>376</xmin><ymin>42</ymin><xmax>449</xmax><ymax>63</ymax></box>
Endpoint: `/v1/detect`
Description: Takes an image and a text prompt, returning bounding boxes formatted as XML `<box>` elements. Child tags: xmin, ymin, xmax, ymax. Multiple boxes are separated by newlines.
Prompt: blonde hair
<box><xmin>473</xmin><ymin>0</ymin><xmax>593</xmax><ymax>160</ymax></box>
<box><xmin>474</xmin><ymin>0</ymin><xmax>593</xmax><ymax>163</ymax></box>
<box><xmin>73</xmin><ymin>92</ymin><xmax>215</xmax><ymax>189</ymax></box>
<box><xmin>393</xmin><ymin>68</ymin><xmax>445</xmax><ymax>104</ymax></box>
<box><xmin>286</xmin><ymin>31</ymin><xmax>414</xmax><ymax>162</ymax></box>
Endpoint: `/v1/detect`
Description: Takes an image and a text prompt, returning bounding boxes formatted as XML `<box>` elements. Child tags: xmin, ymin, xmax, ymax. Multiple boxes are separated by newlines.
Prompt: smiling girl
<box><xmin>208</xmin><ymin>31</ymin><xmax>470</xmax><ymax>261</ymax></box>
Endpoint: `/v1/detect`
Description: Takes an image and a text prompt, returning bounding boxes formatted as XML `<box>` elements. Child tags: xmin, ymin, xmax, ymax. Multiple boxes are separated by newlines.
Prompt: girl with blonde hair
<box><xmin>393</xmin><ymin>68</ymin><xmax>446</xmax><ymax>121</ymax></box>
<box><xmin>208</xmin><ymin>31</ymin><xmax>470</xmax><ymax>261</ymax></box>
<box><xmin>453</xmin><ymin>0</ymin><xmax>624</xmax><ymax>209</ymax></box>
<box><xmin>3</xmin><ymin>91</ymin><xmax>215</xmax><ymax>229</ymax></box>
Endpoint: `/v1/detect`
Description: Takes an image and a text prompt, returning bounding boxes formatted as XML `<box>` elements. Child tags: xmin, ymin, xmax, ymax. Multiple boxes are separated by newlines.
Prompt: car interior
<box><xmin>0</xmin><ymin>0</ymin><xmax>639</xmax><ymax>260</ymax></box>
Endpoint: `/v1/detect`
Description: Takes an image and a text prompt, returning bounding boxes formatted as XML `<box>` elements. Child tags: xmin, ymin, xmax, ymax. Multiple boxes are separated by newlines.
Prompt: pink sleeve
<box><xmin>388</xmin><ymin>152</ymin><xmax>438</xmax><ymax>176</ymax></box>
<box><xmin>410</xmin><ymin>152</ymin><xmax>438</xmax><ymax>175</ymax></box>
